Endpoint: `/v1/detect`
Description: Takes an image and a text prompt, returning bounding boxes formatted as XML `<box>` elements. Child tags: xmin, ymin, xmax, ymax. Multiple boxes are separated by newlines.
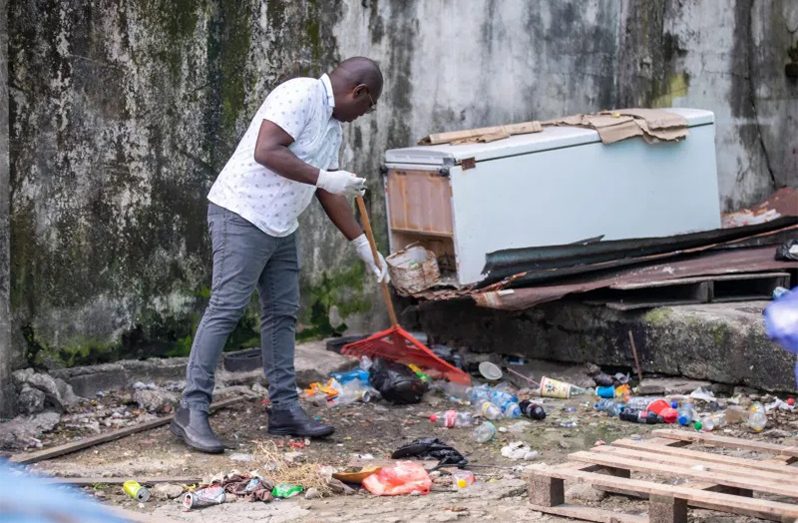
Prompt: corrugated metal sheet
<box><xmin>472</xmin><ymin>247</ymin><xmax>798</xmax><ymax>311</ymax></box>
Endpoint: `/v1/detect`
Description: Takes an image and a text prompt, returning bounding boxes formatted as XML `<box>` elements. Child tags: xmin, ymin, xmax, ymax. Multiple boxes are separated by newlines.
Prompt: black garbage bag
<box><xmin>369</xmin><ymin>358</ymin><xmax>428</xmax><ymax>405</ymax></box>
<box><xmin>391</xmin><ymin>437</ymin><xmax>468</xmax><ymax>470</ymax></box>
<box><xmin>776</xmin><ymin>239</ymin><xmax>798</xmax><ymax>261</ymax></box>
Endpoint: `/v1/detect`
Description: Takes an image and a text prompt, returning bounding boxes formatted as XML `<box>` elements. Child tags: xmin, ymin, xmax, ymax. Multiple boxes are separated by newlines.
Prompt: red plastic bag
<box><xmin>362</xmin><ymin>461</ymin><xmax>432</xmax><ymax>496</ymax></box>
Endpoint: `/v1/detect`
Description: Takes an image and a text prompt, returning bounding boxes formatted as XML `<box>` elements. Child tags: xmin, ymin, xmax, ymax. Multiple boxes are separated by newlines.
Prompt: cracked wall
<box><xmin>4</xmin><ymin>0</ymin><xmax>797</xmax><ymax>374</ymax></box>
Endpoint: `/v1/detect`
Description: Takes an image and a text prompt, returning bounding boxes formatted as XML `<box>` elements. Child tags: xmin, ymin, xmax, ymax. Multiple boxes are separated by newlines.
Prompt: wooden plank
<box><xmin>568</xmin><ymin>451</ymin><xmax>797</xmax><ymax>498</ymax></box>
<box><xmin>536</xmin><ymin>466</ymin><xmax>798</xmax><ymax>520</ymax></box>
<box><xmin>528</xmin><ymin>473</ymin><xmax>564</xmax><ymax>506</ymax></box>
<box><xmin>611</xmin><ymin>438</ymin><xmax>798</xmax><ymax>475</ymax></box>
<box><xmin>528</xmin><ymin>503</ymin><xmax>646</xmax><ymax>523</ymax></box>
<box><xmin>650</xmin><ymin>494</ymin><xmax>687</xmax><ymax>523</ymax></box>
<box><xmin>653</xmin><ymin>429</ymin><xmax>798</xmax><ymax>458</ymax></box>
<box><xmin>613</xmin><ymin>272</ymin><xmax>790</xmax><ymax>290</ymax></box>
<box><xmin>591</xmin><ymin>445</ymin><xmax>798</xmax><ymax>484</ymax></box>
<box><xmin>44</xmin><ymin>476</ymin><xmax>201</xmax><ymax>486</ymax></box>
<box><xmin>10</xmin><ymin>396</ymin><xmax>247</xmax><ymax>465</ymax></box>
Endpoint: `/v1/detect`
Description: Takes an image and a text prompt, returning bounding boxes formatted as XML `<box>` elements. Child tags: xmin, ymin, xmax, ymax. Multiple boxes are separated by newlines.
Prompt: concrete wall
<box><xmin>4</xmin><ymin>0</ymin><xmax>797</xmax><ymax>371</ymax></box>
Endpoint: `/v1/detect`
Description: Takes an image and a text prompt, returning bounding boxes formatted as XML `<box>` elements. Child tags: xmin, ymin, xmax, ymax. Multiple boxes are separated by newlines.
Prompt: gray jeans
<box><xmin>182</xmin><ymin>203</ymin><xmax>301</xmax><ymax>411</ymax></box>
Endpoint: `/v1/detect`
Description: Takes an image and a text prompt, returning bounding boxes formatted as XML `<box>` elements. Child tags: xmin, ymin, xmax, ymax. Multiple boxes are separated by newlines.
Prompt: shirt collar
<box><xmin>320</xmin><ymin>74</ymin><xmax>335</xmax><ymax>108</ymax></box>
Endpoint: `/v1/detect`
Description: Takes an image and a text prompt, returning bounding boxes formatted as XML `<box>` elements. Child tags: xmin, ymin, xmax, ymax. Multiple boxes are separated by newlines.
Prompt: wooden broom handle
<box><xmin>355</xmin><ymin>195</ymin><xmax>399</xmax><ymax>326</ymax></box>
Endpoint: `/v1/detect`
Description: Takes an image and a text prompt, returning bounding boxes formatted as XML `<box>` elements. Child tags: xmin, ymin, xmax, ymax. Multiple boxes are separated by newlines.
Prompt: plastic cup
<box><xmin>539</xmin><ymin>376</ymin><xmax>572</xmax><ymax>399</ymax></box>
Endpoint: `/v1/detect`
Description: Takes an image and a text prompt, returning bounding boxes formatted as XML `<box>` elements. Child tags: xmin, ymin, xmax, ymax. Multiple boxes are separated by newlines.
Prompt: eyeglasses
<box><xmin>366</xmin><ymin>91</ymin><xmax>376</xmax><ymax>113</ymax></box>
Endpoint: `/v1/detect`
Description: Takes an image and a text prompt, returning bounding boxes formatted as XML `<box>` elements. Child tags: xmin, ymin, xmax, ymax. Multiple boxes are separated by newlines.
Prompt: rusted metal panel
<box><xmin>472</xmin><ymin>247</ymin><xmax>798</xmax><ymax>311</ymax></box>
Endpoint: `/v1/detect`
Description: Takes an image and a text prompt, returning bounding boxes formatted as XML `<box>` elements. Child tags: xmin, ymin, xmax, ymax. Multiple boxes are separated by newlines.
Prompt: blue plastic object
<box><xmin>595</xmin><ymin>386</ymin><xmax>615</xmax><ymax>399</ymax></box>
<box><xmin>764</xmin><ymin>287</ymin><xmax>798</xmax><ymax>386</ymax></box>
<box><xmin>330</xmin><ymin>368</ymin><xmax>370</xmax><ymax>385</ymax></box>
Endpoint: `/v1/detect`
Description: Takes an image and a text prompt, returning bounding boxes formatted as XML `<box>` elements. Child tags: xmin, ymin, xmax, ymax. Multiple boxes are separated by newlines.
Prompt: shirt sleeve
<box><xmin>262</xmin><ymin>79</ymin><xmax>314</xmax><ymax>141</ymax></box>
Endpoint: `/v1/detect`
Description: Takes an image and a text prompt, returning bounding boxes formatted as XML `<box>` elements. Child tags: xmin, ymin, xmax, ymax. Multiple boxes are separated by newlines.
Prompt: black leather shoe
<box><xmin>170</xmin><ymin>406</ymin><xmax>225</xmax><ymax>454</ymax></box>
<box><xmin>267</xmin><ymin>405</ymin><xmax>335</xmax><ymax>438</ymax></box>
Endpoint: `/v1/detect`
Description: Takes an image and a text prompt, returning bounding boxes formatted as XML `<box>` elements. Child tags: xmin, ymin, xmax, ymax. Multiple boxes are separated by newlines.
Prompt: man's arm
<box><xmin>254</xmin><ymin>120</ymin><xmax>365</xmax><ymax>196</ymax></box>
<box><xmin>253</xmin><ymin>120</ymin><xmax>320</xmax><ymax>185</ymax></box>
<box><xmin>316</xmin><ymin>189</ymin><xmax>363</xmax><ymax>241</ymax></box>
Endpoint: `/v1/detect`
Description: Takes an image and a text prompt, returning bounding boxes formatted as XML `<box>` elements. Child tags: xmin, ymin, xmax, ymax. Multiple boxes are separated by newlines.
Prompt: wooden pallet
<box><xmin>584</xmin><ymin>272</ymin><xmax>791</xmax><ymax>311</ymax></box>
<box><xmin>527</xmin><ymin>429</ymin><xmax>798</xmax><ymax>522</ymax></box>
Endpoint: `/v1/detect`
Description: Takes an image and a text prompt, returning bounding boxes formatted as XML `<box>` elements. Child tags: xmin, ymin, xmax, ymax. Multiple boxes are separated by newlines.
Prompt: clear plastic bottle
<box><xmin>594</xmin><ymin>399</ymin><xmax>623</xmax><ymax>417</ymax></box>
<box><xmin>478</xmin><ymin>401</ymin><xmax>503</xmax><ymax>420</ymax></box>
<box><xmin>700</xmin><ymin>412</ymin><xmax>726</xmax><ymax>431</ymax></box>
<box><xmin>472</xmin><ymin>421</ymin><xmax>497</xmax><ymax>442</ymax></box>
<box><xmin>502</xmin><ymin>401</ymin><xmax>521</xmax><ymax>418</ymax></box>
<box><xmin>467</xmin><ymin>384</ymin><xmax>491</xmax><ymax>406</ymax></box>
<box><xmin>488</xmin><ymin>388</ymin><xmax>519</xmax><ymax>408</ymax></box>
<box><xmin>747</xmin><ymin>402</ymin><xmax>767</xmax><ymax>432</ymax></box>
<box><xmin>625</xmin><ymin>397</ymin><xmax>662</xmax><ymax>411</ymax></box>
<box><xmin>429</xmin><ymin>410</ymin><xmax>475</xmax><ymax>428</ymax></box>
<box><xmin>677</xmin><ymin>403</ymin><xmax>696</xmax><ymax>426</ymax></box>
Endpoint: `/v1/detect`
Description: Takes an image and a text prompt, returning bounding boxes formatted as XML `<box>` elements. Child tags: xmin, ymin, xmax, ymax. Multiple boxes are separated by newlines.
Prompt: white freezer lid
<box><xmin>384</xmin><ymin>108</ymin><xmax>714</xmax><ymax>167</ymax></box>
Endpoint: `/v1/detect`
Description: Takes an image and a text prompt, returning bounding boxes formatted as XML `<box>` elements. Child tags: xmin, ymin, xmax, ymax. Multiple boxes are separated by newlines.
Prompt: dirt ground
<box><xmin>22</xmin><ymin>384</ymin><xmax>798</xmax><ymax>523</ymax></box>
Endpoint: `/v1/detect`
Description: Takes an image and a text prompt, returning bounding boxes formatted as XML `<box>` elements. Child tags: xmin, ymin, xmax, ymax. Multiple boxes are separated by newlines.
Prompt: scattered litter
<box><xmin>392</xmin><ymin>437</ymin><xmax>468</xmax><ymax>469</ymax></box>
<box><xmin>183</xmin><ymin>485</ymin><xmax>226</xmax><ymax>510</ymax></box>
<box><xmin>451</xmin><ymin>470</ymin><xmax>476</xmax><ymax>490</ymax></box>
<box><xmin>362</xmin><ymin>461</ymin><xmax>432</xmax><ymax>496</ymax></box>
<box><xmin>271</xmin><ymin>483</ymin><xmax>303</xmax><ymax>499</ymax></box>
<box><xmin>472</xmin><ymin>421</ymin><xmax>497</xmax><ymax>443</ymax></box>
<box><xmin>122</xmin><ymin>480</ymin><xmax>150</xmax><ymax>502</ymax></box>
<box><xmin>478</xmin><ymin>361</ymin><xmax>503</xmax><ymax>381</ymax></box>
<box><xmin>501</xmin><ymin>441</ymin><xmax>540</xmax><ymax>460</ymax></box>
<box><xmin>369</xmin><ymin>358</ymin><xmax>428</xmax><ymax>405</ymax></box>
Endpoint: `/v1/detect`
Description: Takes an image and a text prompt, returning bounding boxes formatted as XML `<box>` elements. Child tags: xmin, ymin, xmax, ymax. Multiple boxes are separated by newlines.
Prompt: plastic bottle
<box><xmin>429</xmin><ymin>410</ymin><xmax>475</xmax><ymax>428</ymax></box>
<box><xmin>594</xmin><ymin>399</ymin><xmax>623</xmax><ymax>417</ymax></box>
<box><xmin>747</xmin><ymin>402</ymin><xmax>767</xmax><ymax>432</ymax></box>
<box><xmin>488</xmin><ymin>388</ymin><xmax>519</xmax><ymax>407</ymax></box>
<box><xmin>472</xmin><ymin>421</ymin><xmax>497</xmax><ymax>443</ymax></box>
<box><xmin>700</xmin><ymin>412</ymin><xmax>726</xmax><ymax>431</ymax></box>
<box><xmin>773</xmin><ymin>286</ymin><xmax>790</xmax><ymax>300</ymax></box>
<box><xmin>478</xmin><ymin>401</ymin><xmax>503</xmax><ymax>420</ymax></box>
<box><xmin>659</xmin><ymin>407</ymin><xmax>678</xmax><ymax>424</ymax></box>
<box><xmin>502</xmin><ymin>401</ymin><xmax>522</xmax><ymax>418</ymax></box>
<box><xmin>619</xmin><ymin>408</ymin><xmax>660</xmax><ymax>424</ymax></box>
<box><xmin>467</xmin><ymin>384</ymin><xmax>491</xmax><ymax>406</ymax></box>
<box><xmin>519</xmin><ymin>400</ymin><xmax>547</xmax><ymax>420</ymax></box>
<box><xmin>625</xmin><ymin>397</ymin><xmax>661</xmax><ymax>411</ymax></box>
<box><xmin>677</xmin><ymin>403</ymin><xmax>696</xmax><ymax>426</ymax></box>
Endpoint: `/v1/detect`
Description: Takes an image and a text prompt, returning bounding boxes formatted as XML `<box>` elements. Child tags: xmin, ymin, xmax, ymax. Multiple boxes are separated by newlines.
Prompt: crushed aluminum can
<box><xmin>182</xmin><ymin>485</ymin><xmax>226</xmax><ymax>510</ymax></box>
<box><xmin>122</xmin><ymin>480</ymin><xmax>150</xmax><ymax>502</ymax></box>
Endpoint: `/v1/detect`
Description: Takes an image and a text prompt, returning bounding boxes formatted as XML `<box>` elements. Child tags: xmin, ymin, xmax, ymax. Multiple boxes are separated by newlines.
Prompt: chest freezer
<box><xmin>383</xmin><ymin>108</ymin><xmax>721</xmax><ymax>286</ymax></box>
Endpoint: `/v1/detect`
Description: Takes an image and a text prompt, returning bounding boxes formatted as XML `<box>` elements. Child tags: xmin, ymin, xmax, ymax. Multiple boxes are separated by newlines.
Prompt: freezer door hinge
<box><xmin>460</xmin><ymin>157</ymin><xmax>476</xmax><ymax>170</ymax></box>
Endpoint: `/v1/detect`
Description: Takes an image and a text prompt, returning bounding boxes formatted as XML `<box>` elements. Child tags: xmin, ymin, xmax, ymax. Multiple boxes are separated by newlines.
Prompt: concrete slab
<box><xmin>418</xmin><ymin>300</ymin><xmax>797</xmax><ymax>393</ymax></box>
<box><xmin>51</xmin><ymin>340</ymin><xmax>355</xmax><ymax>396</ymax></box>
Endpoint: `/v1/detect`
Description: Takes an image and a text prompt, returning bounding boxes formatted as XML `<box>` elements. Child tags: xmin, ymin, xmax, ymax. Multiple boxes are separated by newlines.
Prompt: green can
<box><xmin>271</xmin><ymin>483</ymin><xmax>303</xmax><ymax>498</ymax></box>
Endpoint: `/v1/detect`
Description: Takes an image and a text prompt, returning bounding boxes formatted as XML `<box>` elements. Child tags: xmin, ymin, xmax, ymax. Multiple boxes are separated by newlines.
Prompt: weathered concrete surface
<box><xmin>0</xmin><ymin>0</ymin><xmax>14</xmax><ymax>416</ymax></box>
<box><xmin>418</xmin><ymin>300</ymin><xmax>798</xmax><ymax>393</ymax></box>
<box><xmin>50</xmin><ymin>339</ymin><xmax>352</xmax><ymax>397</ymax></box>
<box><xmin>5</xmin><ymin>1</ymin><xmax>798</xmax><ymax>369</ymax></box>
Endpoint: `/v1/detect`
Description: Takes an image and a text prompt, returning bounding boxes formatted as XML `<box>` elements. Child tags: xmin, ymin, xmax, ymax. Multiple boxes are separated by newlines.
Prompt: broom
<box><xmin>341</xmin><ymin>195</ymin><xmax>471</xmax><ymax>385</ymax></box>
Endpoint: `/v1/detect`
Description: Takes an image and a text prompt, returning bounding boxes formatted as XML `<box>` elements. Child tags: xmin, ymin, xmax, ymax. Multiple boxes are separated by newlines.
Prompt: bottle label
<box><xmin>444</xmin><ymin>410</ymin><xmax>457</xmax><ymax>428</ymax></box>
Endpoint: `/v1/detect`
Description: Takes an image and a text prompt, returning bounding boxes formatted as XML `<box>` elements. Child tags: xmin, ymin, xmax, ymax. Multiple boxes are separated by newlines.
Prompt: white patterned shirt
<box><xmin>207</xmin><ymin>74</ymin><xmax>342</xmax><ymax>237</ymax></box>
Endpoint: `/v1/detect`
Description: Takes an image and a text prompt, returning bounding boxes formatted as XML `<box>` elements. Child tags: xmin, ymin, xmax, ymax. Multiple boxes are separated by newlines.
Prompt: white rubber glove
<box><xmin>316</xmin><ymin>169</ymin><xmax>366</xmax><ymax>197</ymax></box>
<box><xmin>351</xmin><ymin>234</ymin><xmax>391</xmax><ymax>283</ymax></box>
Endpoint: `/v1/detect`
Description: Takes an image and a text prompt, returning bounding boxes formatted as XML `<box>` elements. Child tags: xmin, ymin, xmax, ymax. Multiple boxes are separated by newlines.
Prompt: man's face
<box><xmin>335</xmin><ymin>85</ymin><xmax>377</xmax><ymax>122</ymax></box>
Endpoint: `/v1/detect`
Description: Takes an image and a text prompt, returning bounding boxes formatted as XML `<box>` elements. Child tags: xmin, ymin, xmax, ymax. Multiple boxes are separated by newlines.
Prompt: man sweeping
<box><xmin>172</xmin><ymin>57</ymin><xmax>390</xmax><ymax>453</ymax></box>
